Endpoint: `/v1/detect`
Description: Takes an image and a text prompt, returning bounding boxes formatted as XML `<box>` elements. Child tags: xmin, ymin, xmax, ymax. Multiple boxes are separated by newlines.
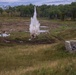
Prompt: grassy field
<box><xmin>0</xmin><ymin>17</ymin><xmax>76</xmax><ymax>75</ymax></box>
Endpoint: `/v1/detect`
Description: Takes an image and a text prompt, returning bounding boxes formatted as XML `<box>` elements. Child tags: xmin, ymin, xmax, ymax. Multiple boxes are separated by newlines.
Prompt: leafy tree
<box><xmin>0</xmin><ymin>2</ymin><xmax>76</xmax><ymax>21</ymax></box>
<box><xmin>70</xmin><ymin>2</ymin><xmax>76</xmax><ymax>20</ymax></box>
<box><xmin>0</xmin><ymin>8</ymin><xmax>3</xmax><ymax>15</ymax></box>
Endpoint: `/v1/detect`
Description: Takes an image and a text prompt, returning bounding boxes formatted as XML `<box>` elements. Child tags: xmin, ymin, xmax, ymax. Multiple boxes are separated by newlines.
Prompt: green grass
<box><xmin>0</xmin><ymin>17</ymin><xmax>76</xmax><ymax>75</ymax></box>
<box><xmin>0</xmin><ymin>43</ymin><xmax>76</xmax><ymax>75</ymax></box>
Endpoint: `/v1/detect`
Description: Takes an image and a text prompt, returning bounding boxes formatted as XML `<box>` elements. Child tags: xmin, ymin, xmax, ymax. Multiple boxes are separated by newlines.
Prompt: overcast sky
<box><xmin>0</xmin><ymin>0</ymin><xmax>76</xmax><ymax>6</ymax></box>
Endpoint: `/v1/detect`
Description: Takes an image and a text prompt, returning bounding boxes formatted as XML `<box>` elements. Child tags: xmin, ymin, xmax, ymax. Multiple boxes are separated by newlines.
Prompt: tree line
<box><xmin>0</xmin><ymin>2</ymin><xmax>76</xmax><ymax>20</ymax></box>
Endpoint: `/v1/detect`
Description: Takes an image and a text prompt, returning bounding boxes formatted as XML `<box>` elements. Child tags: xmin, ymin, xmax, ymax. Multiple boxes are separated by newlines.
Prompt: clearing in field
<box><xmin>0</xmin><ymin>17</ymin><xmax>76</xmax><ymax>75</ymax></box>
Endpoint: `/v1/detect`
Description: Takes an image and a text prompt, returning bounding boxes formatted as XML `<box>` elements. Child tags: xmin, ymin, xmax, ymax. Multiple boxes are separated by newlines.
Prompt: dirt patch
<box><xmin>0</xmin><ymin>21</ymin><xmax>29</xmax><ymax>32</ymax></box>
<box><xmin>0</xmin><ymin>19</ymin><xmax>61</xmax><ymax>32</ymax></box>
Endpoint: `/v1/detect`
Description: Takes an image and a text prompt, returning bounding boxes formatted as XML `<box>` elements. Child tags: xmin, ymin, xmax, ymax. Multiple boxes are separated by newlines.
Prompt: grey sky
<box><xmin>0</xmin><ymin>0</ymin><xmax>76</xmax><ymax>6</ymax></box>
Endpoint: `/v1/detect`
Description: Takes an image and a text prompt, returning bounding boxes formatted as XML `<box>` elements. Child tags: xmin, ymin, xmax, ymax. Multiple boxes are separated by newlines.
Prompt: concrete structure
<box><xmin>65</xmin><ymin>40</ymin><xmax>76</xmax><ymax>52</ymax></box>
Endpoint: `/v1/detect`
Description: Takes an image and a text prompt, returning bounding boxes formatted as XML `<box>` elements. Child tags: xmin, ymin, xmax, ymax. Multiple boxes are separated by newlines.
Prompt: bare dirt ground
<box><xmin>0</xmin><ymin>21</ymin><xmax>29</xmax><ymax>32</ymax></box>
<box><xmin>0</xmin><ymin>17</ymin><xmax>61</xmax><ymax>33</ymax></box>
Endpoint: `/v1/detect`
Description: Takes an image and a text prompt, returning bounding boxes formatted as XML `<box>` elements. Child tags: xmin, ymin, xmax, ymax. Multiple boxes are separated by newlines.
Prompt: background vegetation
<box><xmin>0</xmin><ymin>2</ymin><xmax>76</xmax><ymax>20</ymax></box>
